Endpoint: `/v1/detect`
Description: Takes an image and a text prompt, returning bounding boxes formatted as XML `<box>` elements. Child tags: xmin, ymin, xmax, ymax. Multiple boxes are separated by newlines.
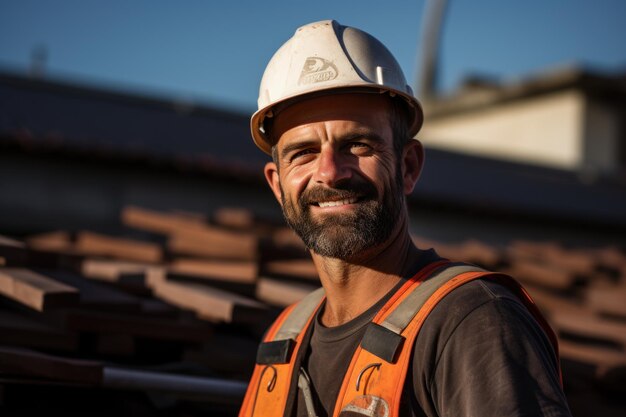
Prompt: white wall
<box><xmin>420</xmin><ymin>90</ymin><xmax>586</xmax><ymax>169</ymax></box>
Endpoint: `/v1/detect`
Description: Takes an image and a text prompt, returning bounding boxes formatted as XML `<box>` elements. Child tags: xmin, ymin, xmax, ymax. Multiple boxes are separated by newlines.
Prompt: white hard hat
<box><xmin>251</xmin><ymin>20</ymin><xmax>423</xmax><ymax>154</ymax></box>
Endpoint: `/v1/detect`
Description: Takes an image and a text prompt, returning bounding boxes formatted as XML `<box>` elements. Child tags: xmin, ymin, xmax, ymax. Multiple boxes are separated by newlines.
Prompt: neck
<box><xmin>311</xmin><ymin>221</ymin><xmax>426</xmax><ymax>327</ymax></box>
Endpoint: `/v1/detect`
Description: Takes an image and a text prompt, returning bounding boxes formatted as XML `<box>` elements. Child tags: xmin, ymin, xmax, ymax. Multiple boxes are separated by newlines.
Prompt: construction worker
<box><xmin>240</xmin><ymin>20</ymin><xmax>572</xmax><ymax>417</ymax></box>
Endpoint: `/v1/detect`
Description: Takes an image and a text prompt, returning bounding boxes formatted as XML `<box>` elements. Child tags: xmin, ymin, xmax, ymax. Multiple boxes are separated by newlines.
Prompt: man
<box><xmin>240</xmin><ymin>20</ymin><xmax>571</xmax><ymax>417</ymax></box>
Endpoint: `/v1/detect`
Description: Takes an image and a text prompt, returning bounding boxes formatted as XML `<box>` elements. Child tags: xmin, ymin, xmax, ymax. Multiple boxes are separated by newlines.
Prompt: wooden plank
<box><xmin>121</xmin><ymin>205</ymin><xmax>206</xmax><ymax>235</ymax></box>
<box><xmin>0</xmin><ymin>345</ymin><xmax>102</xmax><ymax>384</ymax></box>
<box><xmin>592</xmin><ymin>246</ymin><xmax>626</xmax><ymax>271</ymax></box>
<box><xmin>36</xmin><ymin>269</ymin><xmax>143</xmax><ymax>313</ymax></box>
<box><xmin>0</xmin><ymin>240</ymin><xmax>28</xmax><ymax>266</ymax></box>
<box><xmin>507</xmin><ymin>240</ymin><xmax>596</xmax><ymax>275</ymax></box>
<box><xmin>456</xmin><ymin>240</ymin><xmax>502</xmax><ymax>268</ymax></box>
<box><xmin>521</xmin><ymin>283</ymin><xmax>586</xmax><ymax>318</ymax></box>
<box><xmin>148</xmin><ymin>273</ymin><xmax>267</xmax><ymax>324</ymax></box>
<box><xmin>256</xmin><ymin>277</ymin><xmax>319</xmax><ymax>307</ymax></box>
<box><xmin>168</xmin><ymin>227</ymin><xmax>258</xmax><ymax>261</ymax></box>
<box><xmin>270</xmin><ymin>227</ymin><xmax>306</xmax><ymax>251</ymax></box>
<box><xmin>1</xmin><ymin>241</ymin><xmax>84</xmax><ymax>270</ymax></box>
<box><xmin>167</xmin><ymin>259</ymin><xmax>258</xmax><ymax>296</ymax></box>
<box><xmin>63</xmin><ymin>309</ymin><xmax>212</xmax><ymax>343</ymax></box>
<box><xmin>262</xmin><ymin>259</ymin><xmax>318</xmax><ymax>281</ymax></box>
<box><xmin>73</xmin><ymin>231</ymin><xmax>162</xmax><ymax>263</ymax></box>
<box><xmin>586</xmin><ymin>284</ymin><xmax>626</xmax><ymax>319</ymax></box>
<box><xmin>504</xmin><ymin>260</ymin><xmax>577</xmax><ymax>290</ymax></box>
<box><xmin>559</xmin><ymin>340</ymin><xmax>626</xmax><ymax>378</ymax></box>
<box><xmin>0</xmin><ymin>268</ymin><xmax>79</xmax><ymax>311</ymax></box>
<box><xmin>551</xmin><ymin>310</ymin><xmax>626</xmax><ymax>349</ymax></box>
<box><xmin>25</xmin><ymin>231</ymin><xmax>73</xmax><ymax>252</ymax></box>
<box><xmin>412</xmin><ymin>236</ymin><xmax>466</xmax><ymax>265</ymax></box>
<box><xmin>0</xmin><ymin>235</ymin><xmax>24</xmax><ymax>248</ymax></box>
<box><xmin>169</xmin><ymin>258</ymin><xmax>257</xmax><ymax>283</ymax></box>
<box><xmin>80</xmin><ymin>258</ymin><xmax>155</xmax><ymax>286</ymax></box>
<box><xmin>212</xmin><ymin>207</ymin><xmax>255</xmax><ymax>230</ymax></box>
<box><xmin>411</xmin><ymin>237</ymin><xmax>503</xmax><ymax>268</ymax></box>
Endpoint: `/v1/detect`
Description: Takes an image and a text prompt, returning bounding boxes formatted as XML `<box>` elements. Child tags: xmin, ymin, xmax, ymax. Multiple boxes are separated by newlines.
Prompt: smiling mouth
<box><xmin>316</xmin><ymin>197</ymin><xmax>359</xmax><ymax>208</ymax></box>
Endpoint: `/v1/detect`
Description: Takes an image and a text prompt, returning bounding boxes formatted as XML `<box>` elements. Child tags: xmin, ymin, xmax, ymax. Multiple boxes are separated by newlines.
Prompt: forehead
<box><xmin>271</xmin><ymin>93</ymin><xmax>393</xmax><ymax>146</ymax></box>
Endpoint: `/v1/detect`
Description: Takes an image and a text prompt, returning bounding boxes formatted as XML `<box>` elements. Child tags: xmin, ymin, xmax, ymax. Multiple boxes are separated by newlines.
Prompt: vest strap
<box><xmin>361</xmin><ymin>322</ymin><xmax>404</xmax><ymax>363</ymax></box>
<box><xmin>273</xmin><ymin>287</ymin><xmax>325</xmax><ymax>342</ymax></box>
<box><xmin>360</xmin><ymin>263</ymin><xmax>485</xmax><ymax>362</ymax></box>
<box><xmin>380</xmin><ymin>263</ymin><xmax>485</xmax><ymax>334</ymax></box>
<box><xmin>256</xmin><ymin>339</ymin><xmax>295</xmax><ymax>364</ymax></box>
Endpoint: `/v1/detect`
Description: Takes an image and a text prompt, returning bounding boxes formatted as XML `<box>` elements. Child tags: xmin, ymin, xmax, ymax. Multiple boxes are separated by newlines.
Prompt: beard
<box><xmin>279</xmin><ymin>172</ymin><xmax>404</xmax><ymax>260</ymax></box>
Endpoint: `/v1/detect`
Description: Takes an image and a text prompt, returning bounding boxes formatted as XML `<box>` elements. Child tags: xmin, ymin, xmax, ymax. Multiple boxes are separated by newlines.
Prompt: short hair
<box><xmin>269</xmin><ymin>96</ymin><xmax>413</xmax><ymax>164</ymax></box>
<box><xmin>388</xmin><ymin>98</ymin><xmax>413</xmax><ymax>158</ymax></box>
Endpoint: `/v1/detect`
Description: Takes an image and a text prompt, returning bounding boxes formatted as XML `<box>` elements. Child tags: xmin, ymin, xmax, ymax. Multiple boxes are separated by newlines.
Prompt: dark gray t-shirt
<box><xmin>295</xmin><ymin>255</ymin><xmax>571</xmax><ymax>417</ymax></box>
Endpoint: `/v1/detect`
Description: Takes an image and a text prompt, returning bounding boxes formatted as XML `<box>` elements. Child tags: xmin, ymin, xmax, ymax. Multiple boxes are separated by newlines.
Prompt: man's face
<box><xmin>264</xmin><ymin>93</ymin><xmax>416</xmax><ymax>261</ymax></box>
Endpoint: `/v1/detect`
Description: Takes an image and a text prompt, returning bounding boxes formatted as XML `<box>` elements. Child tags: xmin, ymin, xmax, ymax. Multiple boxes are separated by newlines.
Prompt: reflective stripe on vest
<box><xmin>238</xmin><ymin>261</ymin><xmax>560</xmax><ymax>417</ymax></box>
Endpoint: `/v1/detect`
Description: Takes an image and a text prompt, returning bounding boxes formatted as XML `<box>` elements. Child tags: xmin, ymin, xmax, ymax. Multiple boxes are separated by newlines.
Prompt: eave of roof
<box><xmin>424</xmin><ymin>65</ymin><xmax>626</xmax><ymax>119</ymax></box>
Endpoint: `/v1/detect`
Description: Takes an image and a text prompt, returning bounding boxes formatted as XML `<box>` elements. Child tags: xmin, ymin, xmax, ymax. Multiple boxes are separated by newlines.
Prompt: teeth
<box><xmin>318</xmin><ymin>198</ymin><xmax>357</xmax><ymax>208</ymax></box>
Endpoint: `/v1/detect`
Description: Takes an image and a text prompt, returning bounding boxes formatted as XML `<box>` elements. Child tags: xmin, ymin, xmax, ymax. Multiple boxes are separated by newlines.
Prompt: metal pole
<box><xmin>415</xmin><ymin>0</ymin><xmax>449</xmax><ymax>100</ymax></box>
<box><xmin>102</xmin><ymin>366</ymin><xmax>247</xmax><ymax>404</ymax></box>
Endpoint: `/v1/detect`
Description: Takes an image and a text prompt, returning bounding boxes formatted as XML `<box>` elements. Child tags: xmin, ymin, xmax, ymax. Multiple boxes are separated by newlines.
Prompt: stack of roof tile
<box><xmin>0</xmin><ymin>206</ymin><xmax>624</xmax><ymax>416</ymax></box>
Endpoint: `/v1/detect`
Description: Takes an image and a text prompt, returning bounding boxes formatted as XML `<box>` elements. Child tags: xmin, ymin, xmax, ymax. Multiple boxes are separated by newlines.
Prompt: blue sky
<box><xmin>1</xmin><ymin>0</ymin><xmax>625</xmax><ymax>113</ymax></box>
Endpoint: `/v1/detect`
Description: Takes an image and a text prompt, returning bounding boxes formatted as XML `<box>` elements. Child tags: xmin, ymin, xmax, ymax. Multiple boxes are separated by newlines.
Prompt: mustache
<box><xmin>299</xmin><ymin>180</ymin><xmax>378</xmax><ymax>205</ymax></box>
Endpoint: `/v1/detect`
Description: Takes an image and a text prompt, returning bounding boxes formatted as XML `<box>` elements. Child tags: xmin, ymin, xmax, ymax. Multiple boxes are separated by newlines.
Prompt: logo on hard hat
<box><xmin>298</xmin><ymin>57</ymin><xmax>338</xmax><ymax>85</ymax></box>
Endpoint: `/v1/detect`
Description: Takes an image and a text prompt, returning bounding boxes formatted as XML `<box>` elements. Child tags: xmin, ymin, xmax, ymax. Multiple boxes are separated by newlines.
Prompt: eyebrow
<box><xmin>279</xmin><ymin>128</ymin><xmax>387</xmax><ymax>159</ymax></box>
<box><xmin>280</xmin><ymin>139</ymin><xmax>320</xmax><ymax>159</ymax></box>
<box><xmin>336</xmin><ymin>129</ymin><xmax>386</xmax><ymax>145</ymax></box>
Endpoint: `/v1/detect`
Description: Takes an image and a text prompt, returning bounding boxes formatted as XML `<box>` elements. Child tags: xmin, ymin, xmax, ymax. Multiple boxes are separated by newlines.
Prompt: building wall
<box><xmin>0</xmin><ymin>152</ymin><xmax>281</xmax><ymax>236</ymax></box>
<box><xmin>420</xmin><ymin>90</ymin><xmax>586</xmax><ymax>169</ymax></box>
<box><xmin>582</xmin><ymin>99</ymin><xmax>621</xmax><ymax>177</ymax></box>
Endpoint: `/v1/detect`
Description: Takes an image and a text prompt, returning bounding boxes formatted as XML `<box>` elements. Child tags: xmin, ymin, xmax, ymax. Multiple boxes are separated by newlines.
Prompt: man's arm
<box><xmin>409</xmin><ymin>279</ymin><xmax>571</xmax><ymax>417</ymax></box>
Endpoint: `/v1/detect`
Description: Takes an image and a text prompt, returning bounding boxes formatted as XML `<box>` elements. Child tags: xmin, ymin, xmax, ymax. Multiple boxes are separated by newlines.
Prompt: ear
<box><xmin>401</xmin><ymin>139</ymin><xmax>424</xmax><ymax>195</ymax></box>
<box><xmin>264</xmin><ymin>161</ymin><xmax>283</xmax><ymax>205</ymax></box>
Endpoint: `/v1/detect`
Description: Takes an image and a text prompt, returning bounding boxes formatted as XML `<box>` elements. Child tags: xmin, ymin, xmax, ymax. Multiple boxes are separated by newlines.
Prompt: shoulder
<box><xmin>407</xmin><ymin>277</ymin><xmax>569</xmax><ymax>417</ymax></box>
<box><xmin>414</xmin><ymin>277</ymin><xmax>555</xmax><ymax>373</ymax></box>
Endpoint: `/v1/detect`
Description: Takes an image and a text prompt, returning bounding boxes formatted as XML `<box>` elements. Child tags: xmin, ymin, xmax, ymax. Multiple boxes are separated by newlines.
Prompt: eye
<box><xmin>289</xmin><ymin>148</ymin><xmax>317</xmax><ymax>162</ymax></box>
<box><xmin>347</xmin><ymin>142</ymin><xmax>372</xmax><ymax>154</ymax></box>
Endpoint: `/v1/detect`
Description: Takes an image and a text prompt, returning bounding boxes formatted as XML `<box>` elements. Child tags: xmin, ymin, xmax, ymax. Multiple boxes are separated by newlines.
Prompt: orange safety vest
<box><xmin>239</xmin><ymin>261</ymin><xmax>560</xmax><ymax>417</ymax></box>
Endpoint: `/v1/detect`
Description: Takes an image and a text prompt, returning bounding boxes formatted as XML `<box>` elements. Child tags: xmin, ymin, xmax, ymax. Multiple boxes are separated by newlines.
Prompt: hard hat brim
<box><xmin>250</xmin><ymin>85</ymin><xmax>423</xmax><ymax>155</ymax></box>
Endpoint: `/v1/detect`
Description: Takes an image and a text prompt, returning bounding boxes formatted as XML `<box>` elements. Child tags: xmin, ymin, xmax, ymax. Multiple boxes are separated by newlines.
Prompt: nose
<box><xmin>313</xmin><ymin>146</ymin><xmax>352</xmax><ymax>186</ymax></box>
